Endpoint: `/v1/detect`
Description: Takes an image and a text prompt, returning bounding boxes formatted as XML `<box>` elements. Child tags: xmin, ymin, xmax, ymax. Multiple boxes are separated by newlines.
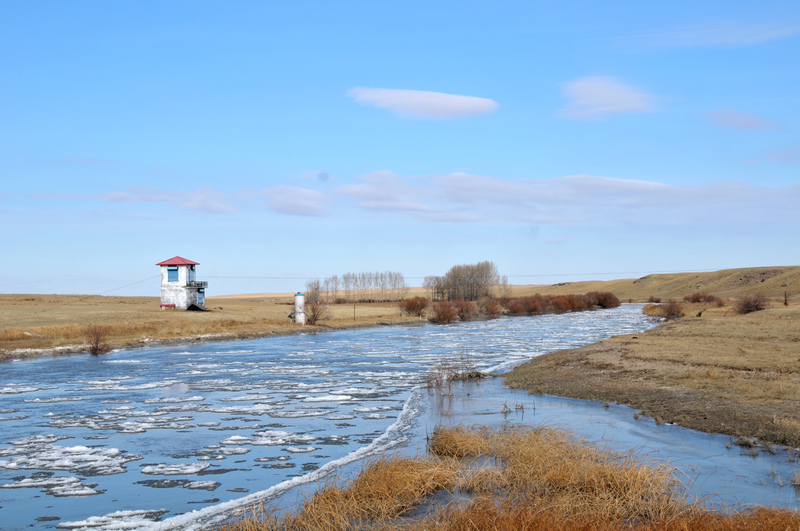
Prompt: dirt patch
<box><xmin>504</xmin><ymin>304</ymin><xmax>800</xmax><ymax>447</ymax></box>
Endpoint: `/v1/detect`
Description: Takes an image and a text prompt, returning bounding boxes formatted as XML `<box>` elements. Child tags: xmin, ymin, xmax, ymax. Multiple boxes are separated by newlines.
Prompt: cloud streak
<box><xmin>560</xmin><ymin>77</ymin><xmax>656</xmax><ymax>119</ymax></box>
<box><xmin>706</xmin><ymin>109</ymin><xmax>779</xmax><ymax>130</ymax></box>
<box><xmin>336</xmin><ymin>171</ymin><xmax>800</xmax><ymax>226</ymax></box>
<box><xmin>105</xmin><ymin>187</ymin><xmax>239</xmax><ymax>214</ymax></box>
<box><xmin>632</xmin><ymin>21</ymin><xmax>800</xmax><ymax>49</ymax></box>
<box><xmin>347</xmin><ymin>87</ymin><xmax>499</xmax><ymax>119</ymax></box>
<box><xmin>263</xmin><ymin>186</ymin><xmax>328</xmax><ymax>216</ymax></box>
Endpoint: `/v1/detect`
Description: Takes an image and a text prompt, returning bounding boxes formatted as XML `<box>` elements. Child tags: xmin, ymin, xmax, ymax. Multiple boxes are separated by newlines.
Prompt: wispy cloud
<box><xmin>263</xmin><ymin>186</ymin><xmax>328</xmax><ymax>216</ymax></box>
<box><xmin>632</xmin><ymin>21</ymin><xmax>800</xmax><ymax>49</ymax></box>
<box><xmin>105</xmin><ymin>187</ymin><xmax>238</xmax><ymax>214</ymax></box>
<box><xmin>765</xmin><ymin>144</ymin><xmax>800</xmax><ymax>163</ymax></box>
<box><xmin>298</xmin><ymin>171</ymin><xmax>332</xmax><ymax>182</ymax></box>
<box><xmin>560</xmin><ymin>76</ymin><xmax>657</xmax><ymax>119</ymax></box>
<box><xmin>66</xmin><ymin>156</ymin><xmax>110</xmax><ymax>165</ymax></box>
<box><xmin>706</xmin><ymin>109</ymin><xmax>780</xmax><ymax>130</ymax></box>
<box><xmin>347</xmin><ymin>87</ymin><xmax>499</xmax><ymax>119</ymax></box>
<box><xmin>336</xmin><ymin>171</ymin><xmax>799</xmax><ymax>226</ymax></box>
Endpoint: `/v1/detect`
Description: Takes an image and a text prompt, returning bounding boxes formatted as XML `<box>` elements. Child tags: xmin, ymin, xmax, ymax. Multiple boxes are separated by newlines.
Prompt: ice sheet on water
<box><xmin>268</xmin><ymin>410</ymin><xmax>329</xmax><ymax>418</ymax></box>
<box><xmin>25</xmin><ymin>396</ymin><xmax>89</xmax><ymax>403</ymax></box>
<box><xmin>301</xmin><ymin>394</ymin><xmax>353</xmax><ymax>402</ymax></box>
<box><xmin>140</xmin><ymin>463</ymin><xmax>210</xmax><ymax>475</ymax></box>
<box><xmin>56</xmin><ymin>509</ymin><xmax>169</xmax><ymax>530</ymax></box>
<box><xmin>327</xmin><ymin>415</ymin><xmax>355</xmax><ymax>420</ymax></box>
<box><xmin>362</xmin><ymin>414</ymin><xmax>389</xmax><ymax>420</ymax></box>
<box><xmin>0</xmin><ymin>386</ymin><xmax>40</xmax><ymax>394</ymax></box>
<box><xmin>219</xmin><ymin>393</ymin><xmax>274</xmax><ymax>402</ymax></box>
<box><xmin>210</xmin><ymin>404</ymin><xmax>279</xmax><ymax>415</ymax></box>
<box><xmin>3</xmin><ymin>474</ymin><xmax>104</xmax><ymax>497</ymax></box>
<box><xmin>0</xmin><ymin>415</ymin><xmax>27</xmax><ymax>421</ymax></box>
<box><xmin>0</xmin><ymin>439</ymin><xmax>142</xmax><ymax>476</ymax></box>
<box><xmin>143</xmin><ymin>396</ymin><xmax>205</xmax><ymax>404</ymax></box>
<box><xmin>284</xmin><ymin>446</ymin><xmax>316</xmax><ymax>454</ymax></box>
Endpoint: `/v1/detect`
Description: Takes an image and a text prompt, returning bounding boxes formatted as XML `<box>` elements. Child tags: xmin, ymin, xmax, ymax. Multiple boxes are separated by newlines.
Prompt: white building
<box><xmin>156</xmin><ymin>256</ymin><xmax>207</xmax><ymax>310</ymax></box>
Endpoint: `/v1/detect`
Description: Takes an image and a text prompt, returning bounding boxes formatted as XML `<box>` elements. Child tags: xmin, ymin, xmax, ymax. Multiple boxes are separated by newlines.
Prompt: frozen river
<box><xmin>1</xmin><ymin>306</ymin><xmax>798</xmax><ymax>530</ymax></box>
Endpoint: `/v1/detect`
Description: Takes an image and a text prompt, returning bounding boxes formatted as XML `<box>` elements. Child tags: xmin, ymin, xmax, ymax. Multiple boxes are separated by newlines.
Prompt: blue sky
<box><xmin>2</xmin><ymin>1</ymin><xmax>799</xmax><ymax>296</ymax></box>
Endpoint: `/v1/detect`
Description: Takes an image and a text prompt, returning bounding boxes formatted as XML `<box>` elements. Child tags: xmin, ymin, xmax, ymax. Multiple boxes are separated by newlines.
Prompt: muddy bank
<box><xmin>505</xmin><ymin>304</ymin><xmax>800</xmax><ymax>447</ymax></box>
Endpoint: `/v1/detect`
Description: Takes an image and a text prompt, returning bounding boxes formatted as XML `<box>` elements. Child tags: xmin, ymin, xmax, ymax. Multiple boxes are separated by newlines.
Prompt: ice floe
<box><xmin>140</xmin><ymin>463</ymin><xmax>210</xmax><ymax>476</ymax></box>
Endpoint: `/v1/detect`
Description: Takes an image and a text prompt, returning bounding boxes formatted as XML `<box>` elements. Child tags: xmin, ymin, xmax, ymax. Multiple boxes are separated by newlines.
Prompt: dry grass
<box><xmin>506</xmin><ymin>302</ymin><xmax>800</xmax><ymax>446</ymax></box>
<box><xmin>511</xmin><ymin>265</ymin><xmax>800</xmax><ymax>302</ymax></box>
<box><xmin>0</xmin><ymin>294</ymin><xmax>420</xmax><ymax>357</ymax></box>
<box><xmin>219</xmin><ymin>425</ymin><xmax>800</xmax><ymax>530</ymax></box>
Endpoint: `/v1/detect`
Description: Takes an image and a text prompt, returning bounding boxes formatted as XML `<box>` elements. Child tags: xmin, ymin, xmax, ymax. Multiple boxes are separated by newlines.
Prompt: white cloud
<box><xmin>347</xmin><ymin>87</ymin><xmax>499</xmax><ymax>119</ymax></box>
<box><xmin>633</xmin><ymin>22</ymin><xmax>800</xmax><ymax>48</ymax></box>
<box><xmin>560</xmin><ymin>77</ymin><xmax>657</xmax><ymax>119</ymax></box>
<box><xmin>104</xmin><ymin>187</ymin><xmax>238</xmax><ymax>214</ymax></box>
<box><xmin>706</xmin><ymin>109</ymin><xmax>779</xmax><ymax>130</ymax></box>
<box><xmin>263</xmin><ymin>186</ymin><xmax>328</xmax><ymax>216</ymax></box>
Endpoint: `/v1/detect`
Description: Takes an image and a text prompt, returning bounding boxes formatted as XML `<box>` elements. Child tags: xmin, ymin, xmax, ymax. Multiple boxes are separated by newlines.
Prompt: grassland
<box><xmin>505</xmin><ymin>300</ymin><xmax>800</xmax><ymax>447</ymax></box>
<box><xmin>219</xmin><ymin>425</ymin><xmax>800</xmax><ymax>530</ymax></box>
<box><xmin>0</xmin><ymin>293</ymin><xmax>419</xmax><ymax>358</ymax></box>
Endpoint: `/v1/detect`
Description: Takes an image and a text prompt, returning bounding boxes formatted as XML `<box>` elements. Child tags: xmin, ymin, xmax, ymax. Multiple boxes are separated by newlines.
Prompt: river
<box><xmin>1</xmin><ymin>305</ymin><xmax>798</xmax><ymax>530</ymax></box>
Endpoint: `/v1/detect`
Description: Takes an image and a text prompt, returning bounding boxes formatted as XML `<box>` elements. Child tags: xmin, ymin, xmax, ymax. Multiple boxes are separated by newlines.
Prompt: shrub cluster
<box><xmin>423</xmin><ymin>291</ymin><xmax>621</xmax><ymax>324</ymax></box>
<box><xmin>429</xmin><ymin>301</ymin><xmax>460</xmax><ymax>324</ymax></box>
<box><xmin>683</xmin><ymin>292</ymin><xmax>724</xmax><ymax>306</ymax></box>
<box><xmin>398</xmin><ymin>296</ymin><xmax>429</xmax><ymax>318</ymax></box>
<box><xmin>661</xmin><ymin>299</ymin><xmax>684</xmax><ymax>320</ymax></box>
<box><xmin>503</xmin><ymin>292</ymin><xmax>621</xmax><ymax>316</ymax></box>
<box><xmin>734</xmin><ymin>294</ymin><xmax>768</xmax><ymax>315</ymax></box>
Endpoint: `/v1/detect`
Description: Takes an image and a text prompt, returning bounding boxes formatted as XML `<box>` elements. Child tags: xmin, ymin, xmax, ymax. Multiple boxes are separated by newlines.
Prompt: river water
<box><xmin>1</xmin><ymin>306</ymin><xmax>798</xmax><ymax>530</ymax></box>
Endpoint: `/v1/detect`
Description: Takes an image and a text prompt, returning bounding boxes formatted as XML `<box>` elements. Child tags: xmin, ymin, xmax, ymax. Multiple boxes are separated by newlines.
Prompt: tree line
<box><xmin>423</xmin><ymin>261</ymin><xmax>507</xmax><ymax>301</ymax></box>
<box><xmin>306</xmin><ymin>271</ymin><xmax>408</xmax><ymax>303</ymax></box>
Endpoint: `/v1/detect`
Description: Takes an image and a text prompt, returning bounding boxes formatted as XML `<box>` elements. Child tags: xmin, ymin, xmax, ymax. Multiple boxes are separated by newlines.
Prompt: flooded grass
<box><xmin>219</xmin><ymin>425</ymin><xmax>800</xmax><ymax>530</ymax></box>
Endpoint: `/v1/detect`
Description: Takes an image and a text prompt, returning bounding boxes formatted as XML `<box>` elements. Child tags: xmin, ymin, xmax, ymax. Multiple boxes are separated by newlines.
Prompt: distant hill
<box><xmin>513</xmin><ymin>266</ymin><xmax>800</xmax><ymax>302</ymax></box>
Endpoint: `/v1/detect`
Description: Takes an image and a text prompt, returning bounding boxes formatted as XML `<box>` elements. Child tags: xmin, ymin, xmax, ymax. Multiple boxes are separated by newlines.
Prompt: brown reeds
<box><xmin>219</xmin><ymin>424</ymin><xmax>800</xmax><ymax>531</ymax></box>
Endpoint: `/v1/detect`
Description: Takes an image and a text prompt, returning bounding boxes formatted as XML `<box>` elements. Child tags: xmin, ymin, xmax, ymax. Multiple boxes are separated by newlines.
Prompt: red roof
<box><xmin>156</xmin><ymin>256</ymin><xmax>199</xmax><ymax>266</ymax></box>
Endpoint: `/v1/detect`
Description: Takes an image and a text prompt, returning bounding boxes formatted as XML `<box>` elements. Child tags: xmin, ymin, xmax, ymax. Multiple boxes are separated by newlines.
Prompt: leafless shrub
<box><xmin>683</xmin><ymin>292</ymin><xmax>723</xmax><ymax>305</ymax></box>
<box><xmin>398</xmin><ymin>296</ymin><xmax>429</xmax><ymax>318</ymax></box>
<box><xmin>588</xmin><ymin>291</ymin><xmax>621</xmax><ymax>308</ymax></box>
<box><xmin>661</xmin><ymin>299</ymin><xmax>684</xmax><ymax>321</ymax></box>
<box><xmin>85</xmin><ymin>324</ymin><xmax>111</xmax><ymax>355</ymax></box>
<box><xmin>477</xmin><ymin>295</ymin><xmax>501</xmax><ymax>318</ymax></box>
<box><xmin>429</xmin><ymin>301</ymin><xmax>459</xmax><ymax>324</ymax></box>
<box><xmin>734</xmin><ymin>294</ymin><xmax>768</xmax><ymax>314</ymax></box>
<box><xmin>305</xmin><ymin>301</ymin><xmax>329</xmax><ymax>325</ymax></box>
<box><xmin>451</xmin><ymin>299</ymin><xmax>477</xmax><ymax>321</ymax></box>
<box><xmin>648</xmin><ymin>295</ymin><xmax>662</xmax><ymax>303</ymax></box>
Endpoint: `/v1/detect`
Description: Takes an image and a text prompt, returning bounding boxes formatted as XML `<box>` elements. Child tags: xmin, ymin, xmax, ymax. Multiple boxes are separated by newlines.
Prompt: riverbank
<box><xmin>0</xmin><ymin>294</ymin><xmax>420</xmax><ymax>359</ymax></box>
<box><xmin>505</xmin><ymin>302</ymin><xmax>800</xmax><ymax>447</ymax></box>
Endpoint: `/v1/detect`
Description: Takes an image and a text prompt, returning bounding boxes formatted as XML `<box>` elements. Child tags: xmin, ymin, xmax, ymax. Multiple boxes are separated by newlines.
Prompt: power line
<box><xmin>204</xmin><ymin>268</ymin><xmax>719</xmax><ymax>282</ymax></box>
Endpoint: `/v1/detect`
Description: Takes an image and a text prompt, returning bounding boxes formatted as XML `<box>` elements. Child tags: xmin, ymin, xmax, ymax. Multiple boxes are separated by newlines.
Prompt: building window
<box><xmin>167</xmin><ymin>266</ymin><xmax>179</xmax><ymax>282</ymax></box>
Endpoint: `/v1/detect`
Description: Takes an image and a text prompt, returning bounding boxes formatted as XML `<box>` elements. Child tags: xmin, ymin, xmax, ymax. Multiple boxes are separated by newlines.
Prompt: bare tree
<box><xmin>305</xmin><ymin>279</ymin><xmax>321</xmax><ymax>304</ymax></box>
<box><xmin>305</xmin><ymin>301</ymin><xmax>329</xmax><ymax>325</ymax></box>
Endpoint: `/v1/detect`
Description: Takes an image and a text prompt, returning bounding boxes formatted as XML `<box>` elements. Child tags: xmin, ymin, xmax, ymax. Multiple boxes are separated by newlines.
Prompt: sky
<box><xmin>1</xmin><ymin>1</ymin><xmax>799</xmax><ymax>296</ymax></box>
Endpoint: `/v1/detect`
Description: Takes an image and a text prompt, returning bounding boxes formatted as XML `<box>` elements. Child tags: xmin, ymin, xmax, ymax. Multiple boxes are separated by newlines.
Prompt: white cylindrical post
<box><xmin>294</xmin><ymin>293</ymin><xmax>306</xmax><ymax>325</ymax></box>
